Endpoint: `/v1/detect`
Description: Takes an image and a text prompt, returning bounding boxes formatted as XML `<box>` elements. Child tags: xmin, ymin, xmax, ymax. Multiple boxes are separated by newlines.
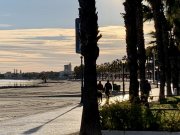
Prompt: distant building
<box><xmin>59</xmin><ymin>63</ymin><xmax>74</xmax><ymax>79</ymax></box>
<box><xmin>4</xmin><ymin>72</ymin><xmax>12</xmax><ymax>79</ymax></box>
<box><xmin>64</xmin><ymin>63</ymin><xmax>72</xmax><ymax>73</ymax></box>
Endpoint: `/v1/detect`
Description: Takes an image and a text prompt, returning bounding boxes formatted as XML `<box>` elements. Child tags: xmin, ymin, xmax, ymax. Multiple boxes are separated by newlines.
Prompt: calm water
<box><xmin>0</xmin><ymin>79</ymin><xmax>42</xmax><ymax>87</ymax></box>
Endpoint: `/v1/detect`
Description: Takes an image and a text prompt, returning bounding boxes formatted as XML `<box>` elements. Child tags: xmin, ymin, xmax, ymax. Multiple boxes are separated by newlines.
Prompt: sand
<box><xmin>0</xmin><ymin>80</ymin><xmax>81</xmax><ymax>122</ymax></box>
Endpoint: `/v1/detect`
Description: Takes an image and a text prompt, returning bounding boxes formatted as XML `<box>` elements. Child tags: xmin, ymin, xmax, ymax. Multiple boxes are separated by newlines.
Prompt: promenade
<box><xmin>0</xmin><ymin>81</ymin><xmax>179</xmax><ymax>135</ymax></box>
<box><xmin>0</xmin><ymin>104</ymin><xmax>82</xmax><ymax>135</ymax></box>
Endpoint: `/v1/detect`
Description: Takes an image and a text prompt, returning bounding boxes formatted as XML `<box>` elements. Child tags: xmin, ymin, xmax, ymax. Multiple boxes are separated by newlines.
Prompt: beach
<box><xmin>0</xmin><ymin>80</ymin><xmax>81</xmax><ymax>122</ymax></box>
<box><xmin>0</xmin><ymin>80</ymin><xmax>137</xmax><ymax>122</ymax></box>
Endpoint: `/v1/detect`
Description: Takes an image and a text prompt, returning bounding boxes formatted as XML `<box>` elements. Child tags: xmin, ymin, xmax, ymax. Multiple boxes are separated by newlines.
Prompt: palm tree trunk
<box><xmin>124</xmin><ymin>0</ymin><xmax>139</xmax><ymax>103</ymax></box>
<box><xmin>160</xmin><ymin>9</ymin><xmax>172</xmax><ymax>96</ymax></box>
<box><xmin>169</xmin><ymin>1</ymin><xmax>180</xmax><ymax>95</ymax></box>
<box><xmin>78</xmin><ymin>0</ymin><xmax>102</xmax><ymax>134</ymax></box>
<box><xmin>148</xmin><ymin>0</ymin><xmax>166</xmax><ymax>100</ymax></box>
<box><xmin>136</xmin><ymin>0</ymin><xmax>146</xmax><ymax>97</ymax></box>
<box><xmin>170</xmin><ymin>43</ymin><xmax>180</xmax><ymax>95</ymax></box>
<box><xmin>80</xmin><ymin>58</ymin><xmax>101</xmax><ymax>135</ymax></box>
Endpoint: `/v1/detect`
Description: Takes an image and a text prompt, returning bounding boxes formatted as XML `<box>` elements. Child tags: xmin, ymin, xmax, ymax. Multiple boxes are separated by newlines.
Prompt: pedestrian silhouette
<box><xmin>97</xmin><ymin>81</ymin><xmax>104</xmax><ymax>92</ymax></box>
<box><xmin>104</xmin><ymin>80</ymin><xmax>112</xmax><ymax>99</ymax></box>
<box><xmin>142</xmin><ymin>80</ymin><xmax>151</xmax><ymax>107</ymax></box>
<box><xmin>97</xmin><ymin>81</ymin><xmax>103</xmax><ymax>103</ymax></box>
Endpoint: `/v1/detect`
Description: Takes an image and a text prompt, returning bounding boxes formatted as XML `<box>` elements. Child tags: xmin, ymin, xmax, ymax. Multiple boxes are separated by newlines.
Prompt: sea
<box><xmin>0</xmin><ymin>79</ymin><xmax>42</xmax><ymax>87</ymax></box>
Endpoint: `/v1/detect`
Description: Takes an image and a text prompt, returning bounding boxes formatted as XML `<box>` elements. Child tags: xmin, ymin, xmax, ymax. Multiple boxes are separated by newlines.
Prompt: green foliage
<box><xmin>74</xmin><ymin>65</ymin><xmax>84</xmax><ymax>79</ymax></box>
<box><xmin>160</xmin><ymin>110</ymin><xmax>180</xmax><ymax>131</ymax></box>
<box><xmin>160</xmin><ymin>96</ymin><xmax>180</xmax><ymax>104</ymax></box>
<box><xmin>100</xmin><ymin>101</ymin><xmax>180</xmax><ymax>131</ymax></box>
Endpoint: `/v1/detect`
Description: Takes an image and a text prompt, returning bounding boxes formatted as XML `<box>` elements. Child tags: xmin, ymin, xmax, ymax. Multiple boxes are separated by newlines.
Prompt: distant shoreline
<box><xmin>0</xmin><ymin>79</ymin><xmax>80</xmax><ymax>89</ymax></box>
<box><xmin>0</xmin><ymin>85</ymin><xmax>49</xmax><ymax>89</ymax></box>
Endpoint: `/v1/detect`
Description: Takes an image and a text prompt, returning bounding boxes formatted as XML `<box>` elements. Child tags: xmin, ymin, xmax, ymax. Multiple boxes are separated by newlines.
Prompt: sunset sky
<box><xmin>0</xmin><ymin>0</ymin><xmax>154</xmax><ymax>73</ymax></box>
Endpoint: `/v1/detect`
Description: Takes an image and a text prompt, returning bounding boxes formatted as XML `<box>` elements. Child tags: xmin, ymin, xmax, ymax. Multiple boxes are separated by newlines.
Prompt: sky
<box><xmin>0</xmin><ymin>0</ymin><xmax>154</xmax><ymax>73</ymax></box>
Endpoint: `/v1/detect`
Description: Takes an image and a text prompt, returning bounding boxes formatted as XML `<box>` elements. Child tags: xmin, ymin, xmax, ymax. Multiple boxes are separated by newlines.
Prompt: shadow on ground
<box><xmin>22</xmin><ymin>104</ymin><xmax>82</xmax><ymax>135</ymax></box>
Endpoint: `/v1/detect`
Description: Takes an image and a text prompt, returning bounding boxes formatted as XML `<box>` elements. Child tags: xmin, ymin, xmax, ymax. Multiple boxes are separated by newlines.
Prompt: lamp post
<box><xmin>148</xmin><ymin>58</ymin><xmax>154</xmax><ymax>81</ymax></box>
<box><xmin>151</xmin><ymin>48</ymin><xmax>156</xmax><ymax>83</ymax></box>
<box><xmin>122</xmin><ymin>58</ymin><xmax>126</xmax><ymax>95</ymax></box>
<box><xmin>80</xmin><ymin>55</ymin><xmax>84</xmax><ymax>104</ymax></box>
<box><xmin>155</xmin><ymin>66</ymin><xmax>159</xmax><ymax>88</ymax></box>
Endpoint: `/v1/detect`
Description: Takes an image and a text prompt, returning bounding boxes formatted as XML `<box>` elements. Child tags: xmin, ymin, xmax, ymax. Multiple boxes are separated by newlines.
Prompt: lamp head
<box><xmin>122</xmin><ymin>55</ymin><xmax>127</xmax><ymax>63</ymax></box>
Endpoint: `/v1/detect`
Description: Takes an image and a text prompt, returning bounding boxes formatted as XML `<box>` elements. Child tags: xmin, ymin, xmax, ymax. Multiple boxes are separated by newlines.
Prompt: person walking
<box><xmin>145</xmin><ymin>80</ymin><xmax>151</xmax><ymax>97</ymax></box>
<box><xmin>97</xmin><ymin>81</ymin><xmax>103</xmax><ymax>103</ymax></box>
<box><xmin>104</xmin><ymin>80</ymin><xmax>112</xmax><ymax>99</ymax></box>
<box><xmin>142</xmin><ymin>80</ymin><xmax>151</xmax><ymax>107</ymax></box>
<box><xmin>97</xmin><ymin>81</ymin><xmax>104</xmax><ymax>93</ymax></box>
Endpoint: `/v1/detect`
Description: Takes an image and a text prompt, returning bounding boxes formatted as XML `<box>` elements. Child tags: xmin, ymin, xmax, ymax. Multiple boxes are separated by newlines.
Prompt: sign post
<box><xmin>75</xmin><ymin>18</ymin><xmax>81</xmax><ymax>54</ymax></box>
<box><xmin>75</xmin><ymin>18</ymin><xmax>84</xmax><ymax>104</ymax></box>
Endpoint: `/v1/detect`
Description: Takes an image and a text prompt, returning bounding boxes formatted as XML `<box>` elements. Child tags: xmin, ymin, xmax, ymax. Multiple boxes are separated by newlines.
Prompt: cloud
<box><xmin>21</xmin><ymin>35</ymin><xmax>74</xmax><ymax>41</ymax></box>
<box><xmin>0</xmin><ymin>24</ymin><xmax>13</xmax><ymax>27</ymax></box>
<box><xmin>0</xmin><ymin>28</ymin><xmax>77</xmax><ymax>72</ymax></box>
<box><xmin>0</xmin><ymin>23</ymin><xmax>154</xmax><ymax>73</ymax></box>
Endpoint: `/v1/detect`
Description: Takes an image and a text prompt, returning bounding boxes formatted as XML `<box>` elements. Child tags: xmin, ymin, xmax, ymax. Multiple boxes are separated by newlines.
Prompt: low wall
<box><xmin>102</xmin><ymin>130</ymin><xmax>180</xmax><ymax>135</ymax></box>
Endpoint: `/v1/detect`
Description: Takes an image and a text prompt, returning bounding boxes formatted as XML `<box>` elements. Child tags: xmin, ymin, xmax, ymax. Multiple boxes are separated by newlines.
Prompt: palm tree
<box><xmin>145</xmin><ymin>0</ymin><xmax>180</xmax><ymax>96</ymax></box>
<box><xmin>124</xmin><ymin>0</ymin><xmax>139</xmax><ymax>103</ymax></box>
<box><xmin>169</xmin><ymin>42</ymin><xmax>180</xmax><ymax>95</ymax></box>
<box><xmin>136</xmin><ymin>0</ymin><xmax>146</xmax><ymax>98</ymax></box>
<box><xmin>146</xmin><ymin>0</ymin><xmax>167</xmax><ymax>100</ymax></box>
<box><xmin>78</xmin><ymin>0</ymin><xmax>102</xmax><ymax>134</ymax></box>
<box><xmin>165</xmin><ymin>0</ymin><xmax>180</xmax><ymax>41</ymax></box>
<box><xmin>161</xmin><ymin>8</ymin><xmax>172</xmax><ymax>96</ymax></box>
<box><xmin>165</xmin><ymin>0</ymin><xmax>180</xmax><ymax>95</ymax></box>
<box><xmin>163</xmin><ymin>0</ymin><xmax>180</xmax><ymax>96</ymax></box>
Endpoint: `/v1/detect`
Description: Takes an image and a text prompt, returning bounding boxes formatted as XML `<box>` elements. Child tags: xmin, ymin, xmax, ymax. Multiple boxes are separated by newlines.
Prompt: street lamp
<box><xmin>152</xmin><ymin>48</ymin><xmax>156</xmax><ymax>83</ymax></box>
<box><xmin>80</xmin><ymin>55</ymin><xmax>84</xmax><ymax>104</ymax></box>
<box><xmin>155</xmin><ymin>66</ymin><xmax>159</xmax><ymax>88</ymax></box>
<box><xmin>122</xmin><ymin>57</ymin><xmax>126</xmax><ymax>95</ymax></box>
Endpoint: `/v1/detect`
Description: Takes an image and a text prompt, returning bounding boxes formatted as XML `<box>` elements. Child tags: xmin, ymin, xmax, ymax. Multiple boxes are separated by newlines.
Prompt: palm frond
<box><xmin>142</xmin><ymin>4</ymin><xmax>153</xmax><ymax>22</ymax></box>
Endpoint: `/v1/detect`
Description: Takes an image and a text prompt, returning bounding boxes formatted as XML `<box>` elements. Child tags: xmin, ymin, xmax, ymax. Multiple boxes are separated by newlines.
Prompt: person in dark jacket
<box><xmin>104</xmin><ymin>80</ymin><xmax>112</xmax><ymax>99</ymax></box>
<box><xmin>97</xmin><ymin>81</ymin><xmax>103</xmax><ymax>102</ymax></box>
<box><xmin>97</xmin><ymin>81</ymin><xmax>104</xmax><ymax>92</ymax></box>
<box><xmin>142</xmin><ymin>80</ymin><xmax>151</xmax><ymax>107</ymax></box>
<box><xmin>144</xmin><ymin>80</ymin><xmax>151</xmax><ymax>98</ymax></box>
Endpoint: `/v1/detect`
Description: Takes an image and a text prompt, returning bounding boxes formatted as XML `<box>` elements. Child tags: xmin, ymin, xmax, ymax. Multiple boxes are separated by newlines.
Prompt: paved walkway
<box><xmin>0</xmin><ymin>104</ymin><xmax>82</xmax><ymax>135</ymax></box>
<box><xmin>102</xmin><ymin>130</ymin><xmax>180</xmax><ymax>135</ymax></box>
<box><xmin>100</xmin><ymin>86</ymin><xmax>161</xmax><ymax>105</ymax></box>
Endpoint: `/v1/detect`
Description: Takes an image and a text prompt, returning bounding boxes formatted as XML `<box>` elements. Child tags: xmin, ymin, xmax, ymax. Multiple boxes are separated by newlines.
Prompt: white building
<box><xmin>59</xmin><ymin>63</ymin><xmax>73</xmax><ymax>79</ymax></box>
<box><xmin>64</xmin><ymin>63</ymin><xmax>72</xmax><ymax>73</ymax></box>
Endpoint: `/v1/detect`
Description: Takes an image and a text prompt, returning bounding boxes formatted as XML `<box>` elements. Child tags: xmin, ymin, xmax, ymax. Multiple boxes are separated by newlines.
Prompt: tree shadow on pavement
<box><xmin>22</xmin><ymin>104</ymin><xmax>82</xmax><ymax>135</ymax></box>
